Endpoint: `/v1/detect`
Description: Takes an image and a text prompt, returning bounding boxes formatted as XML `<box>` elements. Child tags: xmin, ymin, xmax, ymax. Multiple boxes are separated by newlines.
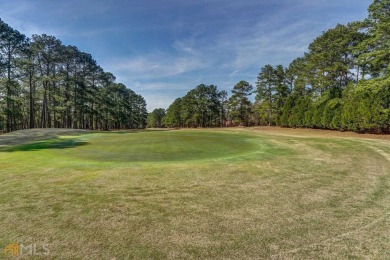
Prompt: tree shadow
<box><xmin>0</xmin><ymin>128</ymin><xmax>88</xmax><ymax>147</ymax></box>
<box><xmin>0</xmin><ymin>138</ymin><xmax>89</xmax><ymax>152</ymax></box>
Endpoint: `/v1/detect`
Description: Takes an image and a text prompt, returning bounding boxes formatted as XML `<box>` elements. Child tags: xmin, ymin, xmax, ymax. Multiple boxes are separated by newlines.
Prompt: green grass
<box><xmin>0</xmin><ymin>128</ymin><xmax>389</xmax><ymax>259</ymax></box>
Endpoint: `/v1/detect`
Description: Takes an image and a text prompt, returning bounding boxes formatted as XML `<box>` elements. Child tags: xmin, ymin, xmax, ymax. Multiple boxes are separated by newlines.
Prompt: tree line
<box><xmin>157</xmin><ymin>0</ymin><xmax>389</xmax><ymax>133</ymax></box>
<box><xmin>0</xmin><ymin>21</ymin><xmax>147</xmax><ymax>133</ymax></box>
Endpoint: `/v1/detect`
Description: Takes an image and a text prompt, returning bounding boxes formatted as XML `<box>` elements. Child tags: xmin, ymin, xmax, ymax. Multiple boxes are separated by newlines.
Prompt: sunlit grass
<box><xmin>0</xmin><ymin>128</ymin><xmax>389</xmax><ymax>259</ymax></box>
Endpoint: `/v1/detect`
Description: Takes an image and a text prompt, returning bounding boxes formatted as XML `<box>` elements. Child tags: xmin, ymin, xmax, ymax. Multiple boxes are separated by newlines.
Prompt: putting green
<box><xmin>0</xmin><ymin>130</ymin><xmax>293</xmax><ymax>164</ymax></box>
<box><xmin>58</xmin><ymin>130</ymin><xmax>286</xmax><ymax>163</ymax></box>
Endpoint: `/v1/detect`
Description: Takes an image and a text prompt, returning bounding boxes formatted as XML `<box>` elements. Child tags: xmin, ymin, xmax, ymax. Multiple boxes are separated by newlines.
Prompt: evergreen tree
<box><xmin>229</xmin><ymin>81</ymin><xmax>253</xmax><ymax>126</ymax></box>
<box><xmin>358</xmin><ymin>0</ymin><xmax>390</xmax><ymax>77</ymax></box>
<box><xmin>0</xmin><ymin>19</ymin><xmax>148</xmax><ymax>133</ymax></box>
<box><xmin>256</xmin><ymin>65</ymin><xmax>276</xmax><ymax>126</ymax></box>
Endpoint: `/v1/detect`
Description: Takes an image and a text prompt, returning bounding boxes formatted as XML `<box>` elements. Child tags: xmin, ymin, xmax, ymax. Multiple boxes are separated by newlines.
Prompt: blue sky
<box><xmin>0</xmin><ymin>0</ymin><xmax>370</xmax><ymax>111</ymax></box>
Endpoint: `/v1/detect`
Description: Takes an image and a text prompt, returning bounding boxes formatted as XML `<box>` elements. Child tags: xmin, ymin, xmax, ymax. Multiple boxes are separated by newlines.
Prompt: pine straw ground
<box><xmin>0</xmin><ymin>128</ymin><xmax>389</xmax><ymax>259</ymax></box>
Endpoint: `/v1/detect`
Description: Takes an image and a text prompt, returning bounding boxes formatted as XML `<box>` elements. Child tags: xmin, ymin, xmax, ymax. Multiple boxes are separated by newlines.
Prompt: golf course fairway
<box><xmin>0</xmin><ymin>128</ymin><xmax>389</xmax><ymax>259</ymax></box>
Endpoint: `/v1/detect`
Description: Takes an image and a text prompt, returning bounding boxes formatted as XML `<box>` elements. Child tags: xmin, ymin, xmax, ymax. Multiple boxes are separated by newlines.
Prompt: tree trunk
<box><xmin>29</xmin><ymin>72</ymin><xmax>35</xmax><ymax>128</ymax></box>
<box><xmin>6</xmin><ymin>46</ymin><xmax>12</xmax><ymax>132</ymax></box>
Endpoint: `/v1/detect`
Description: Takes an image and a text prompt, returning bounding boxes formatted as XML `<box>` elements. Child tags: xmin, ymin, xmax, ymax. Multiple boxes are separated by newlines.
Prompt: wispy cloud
<box><xmin>104</xmin><ymin>52</ymin><xmax>210</xmax><ymax>82</ymax></box>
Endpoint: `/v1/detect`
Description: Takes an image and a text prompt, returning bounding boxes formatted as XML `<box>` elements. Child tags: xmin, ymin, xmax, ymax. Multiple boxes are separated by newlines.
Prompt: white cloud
<box><xmin>173</xmin><ymin>39</ymin><xmax>197</xmax><ymax>55</ymax></box>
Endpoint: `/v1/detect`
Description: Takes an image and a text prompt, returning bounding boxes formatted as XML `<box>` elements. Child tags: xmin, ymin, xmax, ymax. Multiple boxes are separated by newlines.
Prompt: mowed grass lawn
<box><xmin>0</xmin><ymin>128</ymin><xmax>389</xmax><ymax>259</ymax></box>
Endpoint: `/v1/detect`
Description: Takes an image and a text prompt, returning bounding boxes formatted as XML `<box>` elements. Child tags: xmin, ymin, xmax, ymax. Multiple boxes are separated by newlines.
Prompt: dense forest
<box><xmin>158</xmin><ymin>0</ymin><xmax>389</xmax><ymax>133</ymax></box>
<box><xmin>0</xmin><ymin>22</ymin><xmax>148</xmax><ymax>133</ymax></box>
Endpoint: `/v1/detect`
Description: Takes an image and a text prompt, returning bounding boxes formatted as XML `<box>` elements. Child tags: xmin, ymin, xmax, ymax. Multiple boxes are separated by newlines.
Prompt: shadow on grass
<box><xmin>0</xmin><ymin>128</ymin><xmax>88</xmax><ymax>147</ymax></box>
<box><xmin>0</xmin><ymin>139</ymin><xmax>89</xmax><ymax>152</ymax></box>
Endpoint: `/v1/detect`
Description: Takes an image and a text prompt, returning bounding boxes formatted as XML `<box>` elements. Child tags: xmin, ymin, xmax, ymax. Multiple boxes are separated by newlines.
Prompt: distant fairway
<box><xmin>0</xmin><ymin>128</ymin><xmax>389</xmax><ymax>259</ymax></box>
